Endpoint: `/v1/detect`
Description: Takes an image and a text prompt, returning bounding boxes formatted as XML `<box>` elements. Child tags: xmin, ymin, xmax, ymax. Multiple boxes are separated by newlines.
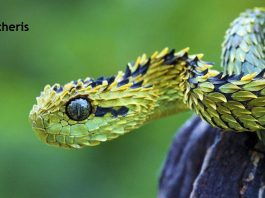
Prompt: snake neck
<box><xmin>128</xmin><ymin>48</ymin><xmax>212</xmax><ymax>122</ymax></box>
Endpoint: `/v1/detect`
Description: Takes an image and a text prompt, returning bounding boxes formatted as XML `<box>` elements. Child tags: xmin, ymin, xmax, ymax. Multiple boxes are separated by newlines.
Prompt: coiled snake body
<box><xmin>30</xmin><ymin>8</ymin><xmax>265</xmax><ymax>148</ymax></box>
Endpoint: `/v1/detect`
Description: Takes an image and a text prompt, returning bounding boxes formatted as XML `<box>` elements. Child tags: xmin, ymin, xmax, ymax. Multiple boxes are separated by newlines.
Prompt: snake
<box><xmin>29</xmin><ymin>8</ymin><xmax>265</xmax><ymax>149</ymax></box>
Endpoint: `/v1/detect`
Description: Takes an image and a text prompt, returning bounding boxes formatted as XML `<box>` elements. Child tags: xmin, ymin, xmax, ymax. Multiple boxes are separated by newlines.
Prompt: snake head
<box><xmin>29</xmin><ymin>73</ymin><xmax>157</xmax><ymax>149</ymax></box>
<box><xmin>30</xmin><ymin>48</ymin><xmax>194</xmax><ymax>149</ymax></box>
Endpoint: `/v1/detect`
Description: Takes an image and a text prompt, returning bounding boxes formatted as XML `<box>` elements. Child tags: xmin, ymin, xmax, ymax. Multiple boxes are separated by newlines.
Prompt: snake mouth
<box><xmin>29</xmin><ymin>110</ymin><xmax>102</xmax><ymax>148</ymax></box>
<box><xmin>32</xmin><ymin>126</ymin><xmax>48</xmax><ymax>144</ymax></box>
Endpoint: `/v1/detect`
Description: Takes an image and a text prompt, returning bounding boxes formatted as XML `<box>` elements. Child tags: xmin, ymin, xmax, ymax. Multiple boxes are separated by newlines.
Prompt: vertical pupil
<box><xmin>66</xmin><ymin>98</ymin><xmax>91</xmax><ymax>121</ymax></box>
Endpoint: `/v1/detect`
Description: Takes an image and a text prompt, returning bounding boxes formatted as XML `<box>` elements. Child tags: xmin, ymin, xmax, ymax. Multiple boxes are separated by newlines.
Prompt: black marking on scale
<box><xmin>53</xmin><ymin>85</ymin><xmax>63</xmax><ymax>93</ymax></box>
<box><xmin>255</xmin><ymin>68</ymin><xmax>265</xmax><ymax>79</ymax></box>
<box><xmin>124</xmin><ymin>65</ymin><xmax>131</xmax><ymax>79</ymax></box>
<box><xmin>107</xmin><ymin>76</ymin><xmax>115</xmax><ymax>85</ymax></box>
<box><xmin>95</xmin><ymin>106</ymin><xmax>129</xmax><ymax>117</ymax></box>
<box><xmin>131</xmin><ymin>66</ymin><xmax>140</xmax><ymax>77</ymax></box>
<box><xmin>188</xmin><ymin>58</ymin><xmax>199</xmax><ymax>67</ymax></box>
<box><xmin>117</xmin><ymin>106</ymin><xmax>129</xmax><ymax>116</ymax></box>
<box><xmin>228</xmin><ymin>73</ymin><xmax>244</xmax><ymax>82</ymax></box>
<box><xmin>139</xmin><ymin>58</ymin><xmax>150</xmax><ymax>75</ymax></box>
<box><xmin>95</xmin><ymin>107</ymin><xmax>113</xmax><ymax>117</ymax></box>
<box><xmin>118</xmin><ymin>79</ymin><xmax>129</xmax><ymax>87</ymax></box>
<box><xmin>163</xmin><ymin>49</ymin><xmax>178</xmax><ymax>65</ymax></box>
<box><xmin>131</xmin><ymin>81</ymin><xmax>143</xmax><ymax>89</ymax></box>
<box><xmin>90</xmin><ymin>82</ymin><xmax>97</xmax><ymax>88</ymax></box>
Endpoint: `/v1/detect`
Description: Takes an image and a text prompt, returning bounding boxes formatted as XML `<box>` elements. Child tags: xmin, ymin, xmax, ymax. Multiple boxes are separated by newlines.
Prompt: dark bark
<box><xmin>158</xmin><ymin>116</ymin><xmax>265</xmax><ymax>198</ymax></box>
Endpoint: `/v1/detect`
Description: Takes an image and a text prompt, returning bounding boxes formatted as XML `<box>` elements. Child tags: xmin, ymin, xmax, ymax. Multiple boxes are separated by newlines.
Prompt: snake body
<box><xmin>30</xmin><ymin>8</ymin><xmax>265</xmax><ymax>148</ymax></box>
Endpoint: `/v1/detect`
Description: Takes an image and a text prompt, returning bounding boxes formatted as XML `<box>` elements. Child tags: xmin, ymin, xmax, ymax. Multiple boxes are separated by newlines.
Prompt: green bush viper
<box><xmin>29</xmin><ymin>8</ymin><xmax>265</xmax><ymax>149</ymax></box>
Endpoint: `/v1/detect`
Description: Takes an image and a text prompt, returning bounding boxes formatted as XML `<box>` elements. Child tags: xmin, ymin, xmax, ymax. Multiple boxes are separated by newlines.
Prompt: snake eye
<box><xmin>66</xmin><ymin>98</ymin><xmax>91</xmax><ymax>121</ymax></box>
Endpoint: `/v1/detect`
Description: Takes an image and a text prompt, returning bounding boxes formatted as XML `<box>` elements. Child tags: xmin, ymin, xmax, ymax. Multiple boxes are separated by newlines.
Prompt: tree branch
<box><xmin>158</xmin><ymin>116</ymin><xmax>265</xmax><ymax>198</ymax></box>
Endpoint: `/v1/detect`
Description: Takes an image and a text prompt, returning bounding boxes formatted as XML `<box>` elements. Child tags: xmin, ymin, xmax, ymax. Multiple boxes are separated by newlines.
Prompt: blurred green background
<box><xmin>0</xmin><ymin>0</ymin><xmax>264</xmax><ymax>197</ymax></box>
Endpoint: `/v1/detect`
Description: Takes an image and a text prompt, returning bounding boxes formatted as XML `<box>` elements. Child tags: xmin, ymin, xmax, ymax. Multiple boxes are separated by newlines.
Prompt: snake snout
<box><xmin>29</xmin><ymin>111</ymin><xmax>48</xmax><ymax>144</ymax></box>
